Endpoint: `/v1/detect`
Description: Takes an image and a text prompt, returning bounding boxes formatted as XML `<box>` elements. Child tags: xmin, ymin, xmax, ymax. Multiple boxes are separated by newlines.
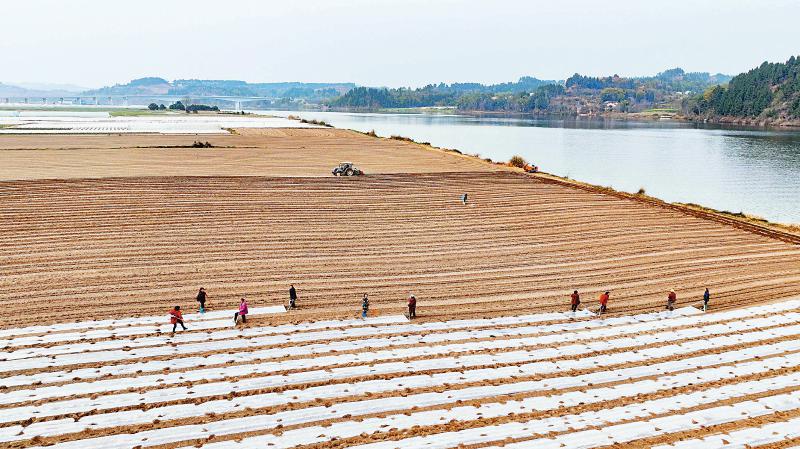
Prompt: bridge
<box><xmin>0</xmin><ymin>94</ymin><xmax>277</xmax><ymax>111</ymax></box>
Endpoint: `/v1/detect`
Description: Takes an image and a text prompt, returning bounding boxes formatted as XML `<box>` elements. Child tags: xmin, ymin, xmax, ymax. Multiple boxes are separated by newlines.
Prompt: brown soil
<box><xmin>0</xmin><ymin>129</ymin><xmax>493</xmax><ymax>180</ymax></box>
<box><xmin>2</xmin><ymin>171</ymin><xmax>799</xmax><ymax>329</ymax></box>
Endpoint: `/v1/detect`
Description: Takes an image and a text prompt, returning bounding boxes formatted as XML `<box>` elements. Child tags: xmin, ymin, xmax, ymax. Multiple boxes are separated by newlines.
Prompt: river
<box><xmin>270</xmin><ymin>110</ymin><xmax>800</xmax><ymax>224</ymax></box>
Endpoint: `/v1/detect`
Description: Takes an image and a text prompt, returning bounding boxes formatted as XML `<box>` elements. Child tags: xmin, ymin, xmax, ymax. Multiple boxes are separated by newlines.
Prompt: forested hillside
<box><xmin>686</xmin><ymin>56</ymin><xmax>800</xmax><ymax>120</ymax></box>
<box><xmin>328</xmin><ymin>69</ymin><xmax>728</xmax><ymax>113</ymax></box>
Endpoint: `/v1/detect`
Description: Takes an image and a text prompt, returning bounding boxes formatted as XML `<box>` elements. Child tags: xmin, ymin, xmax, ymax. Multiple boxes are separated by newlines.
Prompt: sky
<box><xmin>1</xmin><ymin>0</ymin><xmax>799</xmax><ymax>89</ymax></box>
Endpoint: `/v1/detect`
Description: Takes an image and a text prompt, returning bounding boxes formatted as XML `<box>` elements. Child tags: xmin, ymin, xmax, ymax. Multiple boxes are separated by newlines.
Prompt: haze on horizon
<box><xmin>2</xmin><ymin>0</ymin><xmax>799</xmax><ymax>89</ymax></box>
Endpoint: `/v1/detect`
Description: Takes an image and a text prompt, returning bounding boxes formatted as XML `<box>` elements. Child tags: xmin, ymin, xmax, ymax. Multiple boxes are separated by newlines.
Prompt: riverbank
<box><xmin>353</xmin><ymin>129</ymin><xmax>800</xmax><ymax>237</ymax></box>
<box><xmin>691</xmin><ymin>114</ymin><xmax>800</xmax><ymax>129</ymax></box>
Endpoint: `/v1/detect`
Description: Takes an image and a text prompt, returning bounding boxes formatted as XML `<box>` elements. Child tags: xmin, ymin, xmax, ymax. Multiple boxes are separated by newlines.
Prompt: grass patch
<box><xmin>640</xmin><ymin>108</ymin><xmax>678</xmax><ymax>114</ymax></box>
<box><xmin>508</xmin><ymin>155</ymin><xmax>528</xmax><ymax>168</ymax></box>
<box><xmin>299</xmin><ymin>118</ymin><xmax>332</xmax><ymax>127</ymax></box>
<box><xmin>389</xmin><ymin>135</ymin><xmax>415</xmax><ymax>142</ymax></box>
<box><xmin>109</xmin><ymin>110</ymin><xmax>172</xmax><ymax>117</ymax></box>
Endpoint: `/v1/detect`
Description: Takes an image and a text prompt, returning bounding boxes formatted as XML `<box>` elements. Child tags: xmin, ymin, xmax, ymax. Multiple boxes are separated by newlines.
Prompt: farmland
<box><xmin>1</xmin><ymin>127</ymin><xmax>799</xmax><ymax>448</ymax></box>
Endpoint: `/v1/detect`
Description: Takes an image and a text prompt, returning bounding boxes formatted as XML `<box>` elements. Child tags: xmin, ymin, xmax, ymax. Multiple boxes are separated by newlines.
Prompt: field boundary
<box><xmin>348</xmin><ymin>127</ymin><xmax>800</xmax><ymax>242</ymax></box>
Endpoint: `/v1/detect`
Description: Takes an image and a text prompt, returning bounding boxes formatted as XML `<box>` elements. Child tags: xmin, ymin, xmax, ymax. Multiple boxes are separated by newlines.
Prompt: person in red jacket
<box><xmin>570</xmin><ymin>290</ymin><xmax>581</xmax><ymax>312</ymax></box>
<box><xmin>598</xmin><ymin>291</ymin><xmax>610</xmax><ymax>314</ymax></box>
<box><xmin>407</xmin><ymin>294</ymin><xmax>417</xmax><ymax>319</ymax></box>
<box><xmin>667</xmin><ymin>289</ymin><xmax>677</xmax><ymax>311</ymax></box>
<box><xmin>170</xmin><ymin>306</ymin><xmax>187</xmax><ymax>334</ymax></box>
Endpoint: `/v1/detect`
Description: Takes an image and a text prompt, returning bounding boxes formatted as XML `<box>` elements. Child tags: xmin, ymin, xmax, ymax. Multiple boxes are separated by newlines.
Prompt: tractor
<box><xmin>332</xmin><ymin>162</ymin><xmax>364</xmax><ymax>176</ymax></box>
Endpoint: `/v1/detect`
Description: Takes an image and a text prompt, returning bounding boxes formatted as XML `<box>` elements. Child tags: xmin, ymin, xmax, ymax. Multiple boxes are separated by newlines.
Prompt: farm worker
<box><xmin>703</xmin><ymin>288</ymin><xmax>711</xmax><ymax>311</ymax></box>
<box><xmin>170</xmin><ymin>306</ymin><xmax>187</xmax><ymax>334</ymax></box>
<box><xmin>570</xmin><ymin>290</ymin><xmax>581</xmax><ymax>312</ymax></box>
<box><xmin>289</xmin><ymin>284</ymin><xmax>297</xmax><ymax>309</ymax></box>
<box><xmin>234</xmin><ymin>297</ymin><xmax>249</xmax><ymax>324</ymax></box>
<box><xmin>196</xmin><ymin>287</ymin><xmax>207</xmax><ymax>314</ymax></box>
<box><xmin>362</xmin><ymin>293</ymin><xmax>369</xmax><ymax>318</ymax></box>
<box><xmin>407</xmin><ymin>294</ymin><xmax>417</xmax><ymax>319</ymax></box>
<box><xmin>667</xmin><ymin>289</ymin><xmax>677</xmax><ymax>311</ymax></box>
<box><xmin>461</xmin><ymin>193</ymin><xmax>468</xmax><ymax>205</ymax></box>
<box><xmin>598</xmin><ymin>291</ymin><xmax>610</xmax><ymax>314</ymax></box>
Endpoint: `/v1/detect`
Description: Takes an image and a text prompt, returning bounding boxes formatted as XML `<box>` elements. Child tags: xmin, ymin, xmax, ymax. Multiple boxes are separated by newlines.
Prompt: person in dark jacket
<box><xmin>407</xmin><ymin>294</ymin><xmax>417</xmax><ymax>319</ymax></box>
<box><xmin>196</xmin><ymin>288</ymin><xmax>207</xmax><ymax>314</ymax></box>
<box><xmin>570</xmin><ymin>290</ymin><xmax>580</xmax><ymax>312</ymax></box>
<box><xmin>703</xmin><ymin>288</ymin><xmax>710</xmax><ymax>311</ymax></box>
<box><xmin>289</xmin><ymin>284</ymin><xmax>297</xmax><ymax>309</ymax></box>
<box><xmin>361</xmin><ymin>293</ymin><xmax>369</xmax><ymax>318</ymax></box>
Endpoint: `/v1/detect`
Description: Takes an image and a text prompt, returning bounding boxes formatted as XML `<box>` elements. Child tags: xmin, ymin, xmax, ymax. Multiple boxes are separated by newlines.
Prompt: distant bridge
<box><xmin>1</xmin><ymin>94</ymin><xmax>277</xmax><ymax>111</ymax></box>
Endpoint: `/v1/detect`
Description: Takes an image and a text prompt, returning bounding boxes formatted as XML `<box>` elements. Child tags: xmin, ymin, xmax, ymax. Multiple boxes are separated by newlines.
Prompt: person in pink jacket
<box><xmin>234</xmin><ymin>297</ymin><xmax>249</xmax><ymax>324</ymax></box>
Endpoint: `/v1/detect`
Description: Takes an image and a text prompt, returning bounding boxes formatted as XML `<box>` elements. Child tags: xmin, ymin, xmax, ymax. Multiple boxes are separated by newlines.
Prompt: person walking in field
<box><xmin>170</xmin><ymin>306</ymin><xmax>187</xmax><ymax>334</ymax></box>
<box><xmin>570</xmin><ymin>290</ymin><xmax>581</xmax><ymax>312</ymax></box>
<box><xmin>362</xmin><ymin>293</ymin><xmax>369</xmax><ymax>318</ymax></box>
<box><xmin>289</xmin><ymin>284</ymin><xmax>297</xmax><ymax>309</ymax></box>
<box><xmin>407</xmin><ymin>294</ymin><xmax>417</xmax><ymax>319</ymax></box>
<box><xmin>598</xmin><ymin>291</ymin><xmax>610</xmax><ymax>315</ymax></box>
<box><xmin>703</xmin><ymin>288</ymin><xmax>711</xmax><ymax>311</ymax></box>
<box><xmin>461</xmin><ymin>193</ymin><xmax>468</xmax><ymax>205</ymax></box>
<box><xmin>666</xmin><ymin>289</ymin><xmax>677</xmax><ymax>311</ymax></box>
<box><xmin>234</xmin><ymin>297</ymin><xmax>249</xmax><ymax>324</ymax></box>
<box><xmin>196</xmin><ymin>287</ymin><xmax>207</xmax><ymax>314</ymax></box>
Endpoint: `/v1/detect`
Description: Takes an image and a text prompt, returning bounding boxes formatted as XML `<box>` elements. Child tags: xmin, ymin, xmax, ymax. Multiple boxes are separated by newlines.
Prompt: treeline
<box><xmin>455</xmin><ymin>84</ymin><xmax>566</xmax><ymax>112</ymax></box>
<box><xmin>566</xmin><ymin>68</ymin><xmax>729</xmax><ymax>94</ymax></box>
<box><xmin>327</xmin><ymin>77</ymin><xmax>556</xmax><ymax>109</ymax></box>
<box><xmin>328</xmin><ymin>69</ymin><xmax>729</xmax><ymax>113</ymax></box>
<box><xmin>328</xmin><ymin>86</ymin><xmax>459</xmax><ymax>109</ymax></box>
<box><xmin>686</xmin><ymin>56</ymin><xmax>800</xmax><ymax>119</ymax></box>
<box><xmin>147</xmin><ymin>101</ymin><xmax>220</xmax><ymax>112</ymax></box>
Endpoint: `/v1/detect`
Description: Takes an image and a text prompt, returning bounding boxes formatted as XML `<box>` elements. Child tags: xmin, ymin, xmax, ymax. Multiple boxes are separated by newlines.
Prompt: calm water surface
<box><xmin>271</xmin><ymin>110</ymin><xmax>800</xmax><ymax>224</ymax></box>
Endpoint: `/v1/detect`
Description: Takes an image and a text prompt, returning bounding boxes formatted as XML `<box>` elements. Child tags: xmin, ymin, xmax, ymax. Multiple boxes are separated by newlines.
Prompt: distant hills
<box><xmin>7</xmin><ymin>58</ymin><xmax>799</xmax><ymax>124</ymax></box>
<box><xmin>82</xmin><ymin>78</ymin><xmax>356</xmax><ymax>102</ymax></box>
<box><xmin>0</xmin><ymin>82</ymin><xmax>90</xmax><ymax>97</ymax></box>
<box><xmin>685</xmin><ymin>56</ymin><xmax>800</xmax><ymax>122</ymax></box>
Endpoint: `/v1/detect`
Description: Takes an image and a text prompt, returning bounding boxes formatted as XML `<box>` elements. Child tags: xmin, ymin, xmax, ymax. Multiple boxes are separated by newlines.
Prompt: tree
<box><xmin>147</xmin><ymin>103</ymin><xmax>159</xmax><ymax>111</ymax></box>
<box><xmin>168</xmin><ymin>101</ymin><xmax>185</xmax><ymax>111</ymax></box>
<box><xmin>158</xmin><ymin>104</ymin><xmax>166</xmax><ymax>110</ymax></box>
<box><xmin>600</xmin><ymin>88</ymin><xmax>626</xmax><ymax>102</ymax></box>
<box><xmin>185</xmin><ymin>104</ymin><xmax>220</xmax><ymax>112</ymax></box>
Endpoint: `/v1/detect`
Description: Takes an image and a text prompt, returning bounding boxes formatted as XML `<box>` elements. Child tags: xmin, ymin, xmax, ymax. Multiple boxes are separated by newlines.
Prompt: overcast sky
<box><xmin>2</xmin><ymin>0</ymin><xmax>799</xmax><ymax>88</ymax></box>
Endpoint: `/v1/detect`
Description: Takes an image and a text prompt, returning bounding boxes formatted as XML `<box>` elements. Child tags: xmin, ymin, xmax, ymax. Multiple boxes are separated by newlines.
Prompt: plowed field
<box><xmin>0</xmin><ymin>129</ymin><xmax>491</xmax><ymax>180</ymax></box>
<box><xmin>2</xmin><ymin>171</ymin><xmax>800</xmax><ymax>328</ymax></box>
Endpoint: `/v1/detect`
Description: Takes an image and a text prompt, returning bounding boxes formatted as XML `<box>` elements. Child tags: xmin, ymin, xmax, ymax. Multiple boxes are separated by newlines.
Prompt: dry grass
<box><xmin>508</xmin><ymin>155</ymin><xmax>528</xmax><ymax>168</ymax></box>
